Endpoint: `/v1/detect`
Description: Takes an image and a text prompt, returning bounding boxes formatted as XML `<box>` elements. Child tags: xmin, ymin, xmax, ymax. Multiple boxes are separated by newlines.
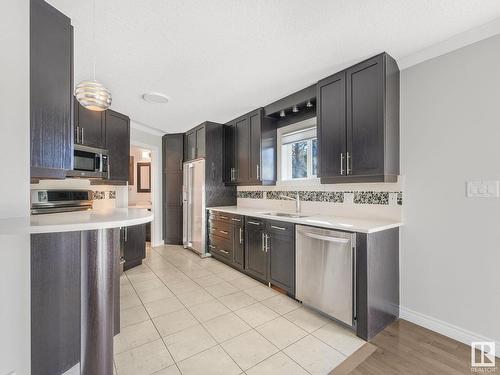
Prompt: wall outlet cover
<box><xmin>466</xmin><ymin>181</ymin><xmax>499</xmax><ymax>198</ymax></box>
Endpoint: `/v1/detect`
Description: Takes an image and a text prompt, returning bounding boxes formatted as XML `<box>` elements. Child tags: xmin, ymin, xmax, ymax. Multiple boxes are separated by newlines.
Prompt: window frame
<box><xmin>277</xmin><ymin>117</ymin><xmax>320</xmax><ymax>185</ymax></box>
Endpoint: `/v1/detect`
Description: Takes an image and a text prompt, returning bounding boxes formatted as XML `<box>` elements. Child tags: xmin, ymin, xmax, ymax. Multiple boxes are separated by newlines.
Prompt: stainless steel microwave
<box><xmin>67</xmin><ymin>144</ymin><xmax>109</xmax><ymax>179</ymax></box>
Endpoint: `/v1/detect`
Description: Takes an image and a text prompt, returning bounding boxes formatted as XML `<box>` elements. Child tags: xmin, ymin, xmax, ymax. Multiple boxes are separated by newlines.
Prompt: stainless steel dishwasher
<box><xmin>296</xmin><ymin>225</ymin><xmax>355</xmax><ymax>326</ymax></box>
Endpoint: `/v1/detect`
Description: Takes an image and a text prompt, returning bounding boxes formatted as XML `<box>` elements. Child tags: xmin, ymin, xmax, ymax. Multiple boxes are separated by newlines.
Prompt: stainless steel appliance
<box><xmin>67</xmin><ymin>144</ymin><xmax>109</xmax><ymax>179</ymax></box>
<box><xmin>182</xmin><ymin>159</ymin><xmax>207</xmax><ymax>256</ymax></box>
<box><xmin>296</xmin><ymin>225</ymin><xmax>355</xmax><ymax>326</ymax></box>
<box><xmin>30</xmin><ymin>189</ymin><xmax>93</xmax><ymax>214</ymax></box>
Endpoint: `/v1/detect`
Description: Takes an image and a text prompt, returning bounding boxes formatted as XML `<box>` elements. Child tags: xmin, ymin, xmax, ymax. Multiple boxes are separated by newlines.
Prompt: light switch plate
<box><xmin>466</xmin><ymin>181</ymin><xmax>499</xmax><ymax>198</ymax></box>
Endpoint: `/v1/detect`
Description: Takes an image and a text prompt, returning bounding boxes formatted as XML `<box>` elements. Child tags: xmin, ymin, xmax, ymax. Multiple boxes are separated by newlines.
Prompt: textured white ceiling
<box><xmin>47</xmin><ymin>0</ymin><xmax>500</xmax><ymax>133</ymax></box>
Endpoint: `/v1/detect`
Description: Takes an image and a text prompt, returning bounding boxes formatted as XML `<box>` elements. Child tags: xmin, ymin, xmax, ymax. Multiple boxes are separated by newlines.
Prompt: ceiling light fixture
<box><xmin>142</xmin><ymin>92</ymin><xmax>170</xmax><ymax>104</ymax></box>
<box><xmin>75</xmin><ymin>0</ymin><xmax>112</xmax><ymax>112</ymax></box>
<box><xmin>280</xmin><ymin>110</ymin><xmax>285</xmax><ymax>118</ymax></box>
<box><xmin>306</xmin><ymin>100</ymin><xmax>313</xmax><ymax>108</ymax></box>
<box><xmin>292</xmin><ymin>105</ymin><xmax>299</xmax><ymax>113</ymax></box>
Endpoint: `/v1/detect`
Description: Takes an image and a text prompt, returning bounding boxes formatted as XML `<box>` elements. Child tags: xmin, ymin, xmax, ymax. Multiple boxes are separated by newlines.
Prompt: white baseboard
<box><xmin>151</xmin><ymin>240</ymin><xmax>164</xmax><ymax>247</ymax></box>
<box><xmin>400</xmin><ymin>306</ymin><xmax>500</xmax><ymax>349</ymax></box>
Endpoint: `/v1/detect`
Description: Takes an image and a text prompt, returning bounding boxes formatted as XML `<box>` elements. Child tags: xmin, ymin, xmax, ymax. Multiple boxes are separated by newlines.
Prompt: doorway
<box><xmin>129</xmin><ymin>145</ymin><xmax>153</xmax><ymax>244</ymax></box>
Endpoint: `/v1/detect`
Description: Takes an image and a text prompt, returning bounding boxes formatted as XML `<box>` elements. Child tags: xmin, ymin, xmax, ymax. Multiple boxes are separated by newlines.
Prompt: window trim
<box><xmin>277</xmin><ymin>117</ymin><xmax>320</xmax><ymax>186</ymax></box>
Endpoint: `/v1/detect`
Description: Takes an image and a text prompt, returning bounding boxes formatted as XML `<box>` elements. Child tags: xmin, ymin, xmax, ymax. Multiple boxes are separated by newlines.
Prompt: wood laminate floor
<box><xmin>331</xmin><ymin>319</ymin><xmax>497</xmax><ymax>375</ymax></box>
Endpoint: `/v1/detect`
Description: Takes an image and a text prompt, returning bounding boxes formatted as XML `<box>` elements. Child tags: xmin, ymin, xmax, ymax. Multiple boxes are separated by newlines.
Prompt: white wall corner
<box><xmin>400</xmin><ymin>306</ymin><xmax>500</xmax><ymax>350</ymax></box>
<box><xmin>398</xmin><ymin>17</ymin><xmax>500</xmax><ymax>70</ymax></box>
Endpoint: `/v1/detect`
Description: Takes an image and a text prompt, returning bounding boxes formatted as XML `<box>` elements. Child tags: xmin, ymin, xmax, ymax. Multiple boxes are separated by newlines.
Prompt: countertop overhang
<box><xmin>208</xmin><ymin>206</ymin><xmax>402</xmax><ymax>234</ymax></box>
<box><xmin>0</xmin><ymin>208</ymin><xmax>153</xmax><ymax>235</ymax></box>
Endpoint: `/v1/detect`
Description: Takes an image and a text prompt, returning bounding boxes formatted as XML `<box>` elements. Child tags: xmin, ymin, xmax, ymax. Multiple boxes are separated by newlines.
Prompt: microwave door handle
<box><xmin>95</xmin><ymin>154</ymin><xmax>101</xmax><ymax>172</ymax></box>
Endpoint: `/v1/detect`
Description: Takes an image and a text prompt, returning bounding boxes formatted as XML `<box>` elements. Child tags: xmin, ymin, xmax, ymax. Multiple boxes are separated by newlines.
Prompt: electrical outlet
<box><xmin>466</xmin><ymin>181</ymin><xmax>499</xmax><ymax>198</ymax></box>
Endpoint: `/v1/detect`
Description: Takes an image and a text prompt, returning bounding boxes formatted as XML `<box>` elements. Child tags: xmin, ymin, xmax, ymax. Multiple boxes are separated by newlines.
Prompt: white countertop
<box><xmin>0</xmin><ymin>208</ymin><xmax>153</xmax><ymax>235</ymax></box>
<box><xmin>208</xmin><ymin>206</ymin><xmax>402</xmax><ymax>234</ymax></box>
<box><xmin>128</xmin><ymin>204</ymin><xmax>152</xmax><ymax>209</ymax></box>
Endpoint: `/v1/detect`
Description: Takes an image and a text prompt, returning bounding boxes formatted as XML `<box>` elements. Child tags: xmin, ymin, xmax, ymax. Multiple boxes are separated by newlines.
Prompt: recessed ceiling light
<box><xmin>142</xmin><ymin>92</ymin><xmax>170</xmax><ymax>104</ymax></box>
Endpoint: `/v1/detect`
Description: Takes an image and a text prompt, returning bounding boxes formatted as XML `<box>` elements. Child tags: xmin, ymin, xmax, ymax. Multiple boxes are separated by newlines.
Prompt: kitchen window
<box><xmin>279</xmin><ymin>118</ymin><xmax>318</xmax><ymax>182</ymax></box>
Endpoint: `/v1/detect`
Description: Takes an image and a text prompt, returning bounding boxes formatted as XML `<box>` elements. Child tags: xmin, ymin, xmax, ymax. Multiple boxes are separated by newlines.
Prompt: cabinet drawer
<box><xmin>245</xmin><ymin>217</ymin><xmax>264</xmax><ymax>230</ymax></box>
<box><xmin>267</xmin><ymin>220</ymin><xmax>295</xmax><ymax>236</ymax></box>
<box><xmin>208</xmin><ymin>235</ymin><xmax>232</xmax><ymax>260</ymax></box>
<box><xmin>208</xmin><ymin>224</ymin><xmax>231</xmax><ymax>240</ymax></box>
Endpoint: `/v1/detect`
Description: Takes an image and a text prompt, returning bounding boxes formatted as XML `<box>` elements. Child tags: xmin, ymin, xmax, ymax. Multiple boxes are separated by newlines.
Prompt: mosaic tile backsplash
<box><xmin>91</xmin><ymin>191</ymin><xmax>116</xmax><ymax>200</ymax></box>
<box><xmin>238</xmin><ymin>190</ymin><xmax>403</xmax><ymax>205</ymax></box>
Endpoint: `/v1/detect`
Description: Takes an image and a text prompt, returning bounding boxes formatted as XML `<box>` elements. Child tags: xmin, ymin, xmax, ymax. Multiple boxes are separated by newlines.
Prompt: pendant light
<box><xmin>75</xmin><ymin>0</ymin><xmax>112</xmax><ymax>111</ymax></box>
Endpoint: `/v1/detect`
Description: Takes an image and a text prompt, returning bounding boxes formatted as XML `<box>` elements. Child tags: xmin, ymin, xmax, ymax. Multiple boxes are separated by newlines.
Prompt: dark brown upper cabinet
<box><xmin>30</xmin><ymin>0</ymin><xmax>73</xmax><ymax>179</ymax></box>
<box><xmin>74</xmin><ymin>100</ymin><xmax>105</xmax><ymax>148</ymax></box>
<box><xmin>224</xmin><ymin>108</ymin><xmax>276</xmax><ymax>186</ymax></box>
<box><xmin>184</xmin><ymin>123</ymin><xmax>206</xmax><ymax>161</ymax></box>
<box><xmin>104</xmin><ymin>110</ymin><xmax>130</xmax><ymax>182</ymax></box>
<box><xmin>317</xmin><ymin>52</ymin><xmax>399</xmax><ymax>183</ymax></box>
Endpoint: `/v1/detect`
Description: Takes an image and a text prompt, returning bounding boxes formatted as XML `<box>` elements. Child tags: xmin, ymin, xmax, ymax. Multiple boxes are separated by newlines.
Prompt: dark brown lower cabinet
<box><xmin>31</xmin><ymin>228</ymin><xmax>121</xmax><ymax>375</ymax></box>
<box><xmin>232</xmin><ymin>217</ymin><xmax>244</xmax><ymax>270</ymax></box>
<box><xmin>31</xmin><ymin>232</ymin><xmax>81</xmax><ymax>375</ymax></box>
<box><xmin>123</xmin><ymin>224</ymin><xmax>146</xmax><ymax>271</ymax></box>
<box><xmin>244</xmin><ymin>218</ymin><xmax>267</xmax><ymax>282</ymax></box>
<box><xmin>266</xmin><ymin>220</ymin><xmax>295</xmax><ymax>295</ymax></box>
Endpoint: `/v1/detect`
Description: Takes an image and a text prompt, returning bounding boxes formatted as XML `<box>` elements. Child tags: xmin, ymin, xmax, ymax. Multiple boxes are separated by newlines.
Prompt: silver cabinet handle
<box><xmin>248</xmin><ymin>221</ymin><xmax>260</xmax><ymax>226</ymax></box>
<box><xmin>256</xmin><ymin>164</ymin><xmax>260</xmax><ymax>180</ymax></box>
<box><xmin>231</xmin><ymin>218</ymin><xmax>241</xmax><ymax>222</ymax></box>
<box><xmin>219</xmin><ymin>249</ymin><xmax>229</xmax><ymax>255</ymax></box>
<box><xmin>346</xmin><ymin>152</ymin><xmax>351</xmax><ymax>175</ymax></box>
<box><xmin>219</xmin><ymin>216</ymin><xmax>229</xmax><ymax>220</ymax></box>
<box><xmin>230</xmin><ymin>167</ymin><xmax>236</xmax><ymax>181</ymax></box>
<box><xmin>219</xmin><ymin>230</ymin><xmax>229</xmax><ymax>235</ymax></box>
<box><xmin>239</xmin><ymin>227</ymin><xmax>243</xmax><ymax>244</ymax></box>
<box><xmin>75</xmin><ymin>126</ymin><xmax>79</xmax><ymax>143</ymax></box>
<box><xmin>340</xmin><ymin>153</ymin><xmax>345</xmax><ymax>175</ymax></box>
<box><xmin>264</xmin><ymin>233</ymin><xmax>269</xmax><ymax>252</ymax></box>
<box><xmin>208</xmin><ymin>244</ymin><xmax>215</xmax><ymax>249</ymax></box>
<box><xmin>271</xmin><ymin>225</ymin><xmax>286</xmax><ymax>231</ymax></box>
<box><xmin>261</xmin><ymin>232</ymin><xmax>266</xmax><ymax>252</ymax></box>
<box><xmin>119</xmin><ymin>256</ymin><xmax>126</xmax><ymax>265</ymax></box>
<box><xmin>124</xmin><ymin>227</ymin><xmax>128</xmax><ymax>242</ymax></box>
<box><xmin>81</xmin><ymin>127</ymin><xmax>84</xmax><ymax>144</ymax></box>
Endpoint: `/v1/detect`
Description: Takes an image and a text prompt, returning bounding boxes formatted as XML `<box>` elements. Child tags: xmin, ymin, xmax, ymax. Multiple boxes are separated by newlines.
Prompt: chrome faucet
<box><xmin>279</xmin><ymin>192</ymin><xmax>301</xmax><ymax>214</ymax></box>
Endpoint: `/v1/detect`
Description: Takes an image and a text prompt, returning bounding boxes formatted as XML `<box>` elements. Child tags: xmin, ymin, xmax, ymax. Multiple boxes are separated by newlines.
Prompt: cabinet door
<box><xmin>30</xmin><ymin>0</ymin><xmax>73</xmax><ymax>177</ymax></box>
<box><xmin>195</xmin><ymin>125</ymin><xmax>206</xmax><ymax>159</ymax></box>
<box><xmin>317</xmin><ymin>71</ymin><xmax>346</xmax><ymax>178</ymax></box>
<box><xmin>75</xmin><ymin>101</ymin><xmax>104</xmax><ymax>148</ymax></box>
<box><xmin>31</xmin><ymin>231</ymin><xmax>81</xmax><ymax>375</ymax></box>
<box><xmin>223</xmin><ymin>124</ymin><xmax>236</xmax><ymax>183</ymax></box>
<box><xmin>105</xmin><ymin>110</ymin><xmax>130</xmax><ymax>181</ymax></box>
<box><xmin>185</xmin><ymin>131</ymin><xmax>196</xmax><ymax>161</ymax></box>
<box><xmin>346</xmin><ymin>55</ymin><xmax>384</xmax><ymax>177</ymax></box>
<box><xmin>164</xmin><ymin>205</ymin><xmax>183</xmax><ymax>245</ymax></box>
<box><xmin>267</xmin><ymin>224</ymin><xmax>295</xmax><ymax>295</ymax></box>
<box><xmin>164</xmin><ymin>133</ymin><xmax>184</xmax><ymax>172</ymax></box>
<box><xmin>244</xmin><ymin>220</ymin><xmax>266</xmax><ymax>281</ymax></box>
<box><xmin>232</xmin><ymin>223</ymin><xmax>244</xmax><ymax>270</ymax></box>
<box><xmin>235</xmin><ymin>117</ymin><xmax>250</xmax><ymax>183</ymax></box>
<box><xmin>248</xmin><ymin>110</ymin><xmax>262</xmax><ymax>183</ymax></box>
<box><xmin>124</xmin><ymin>224</ymin><xmax>146</xmax><ymax>270</ymax></box>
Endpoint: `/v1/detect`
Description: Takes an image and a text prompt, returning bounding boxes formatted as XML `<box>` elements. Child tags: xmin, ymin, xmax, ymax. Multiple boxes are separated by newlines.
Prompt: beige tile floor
<box><xmin>114</xmin><ymin>245</ymin><xmax>365</xmax><ymax>375</ymax></box>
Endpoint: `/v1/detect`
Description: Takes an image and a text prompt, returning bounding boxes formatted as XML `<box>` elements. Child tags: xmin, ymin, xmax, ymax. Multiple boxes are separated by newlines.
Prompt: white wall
<box><xmin>130</xmin><ymin>124</ymin><xmax>164</xmax><ymax>246</ymax></box>
<box><xmin>129</xmin><ymin>146</ymin><xmax>152</xmax><ymax>205</ymax></box>
<box><xmin>0</xmin><ymin>0</ymin><xmax>31</xmax><ymax>374</ymax></box>
<box><xmin>400</xmin><ymin>34</ymin><xmax>500</xmax><ymax>345</ymax></box>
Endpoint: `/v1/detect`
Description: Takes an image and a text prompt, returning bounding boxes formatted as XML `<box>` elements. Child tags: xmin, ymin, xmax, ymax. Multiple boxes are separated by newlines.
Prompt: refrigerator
<box><xmin>182</xmin><ymin>159</ymin><xmax>207</xmax><ymax>256</ymax></box>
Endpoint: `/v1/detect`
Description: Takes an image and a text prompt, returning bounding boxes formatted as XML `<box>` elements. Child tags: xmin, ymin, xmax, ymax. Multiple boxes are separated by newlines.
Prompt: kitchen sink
<box><xmin>259</xmin><ymin>212</ymin><xmax>309</xmax><ymax>218</ymax></box>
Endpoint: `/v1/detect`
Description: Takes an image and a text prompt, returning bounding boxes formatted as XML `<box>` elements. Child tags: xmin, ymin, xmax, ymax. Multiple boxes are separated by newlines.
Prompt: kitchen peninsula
<box><xmin>0</xmin><ymin>208</ymin><xmax>153</xmax><ymax>375</ymax></box>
